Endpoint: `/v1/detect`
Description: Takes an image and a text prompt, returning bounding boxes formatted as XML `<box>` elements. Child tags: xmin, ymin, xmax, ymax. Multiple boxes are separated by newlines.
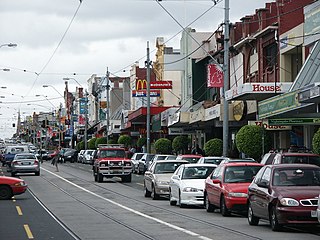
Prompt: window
<box><xmin>260</xmin><ymin>167</ymin><xmax>271</xmax><ymax>185</ymax></box>
<box><xmin>264</xmin><ymin>43</ymin><xmax>277</xmax><ymax>68</ymax></box>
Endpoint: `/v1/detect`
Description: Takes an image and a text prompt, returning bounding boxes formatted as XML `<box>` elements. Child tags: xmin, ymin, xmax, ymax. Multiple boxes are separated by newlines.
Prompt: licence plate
<box><xmin>311</xmin><ymin>210</ymin><xmax>317</xmax><ymax>218</ymax></box>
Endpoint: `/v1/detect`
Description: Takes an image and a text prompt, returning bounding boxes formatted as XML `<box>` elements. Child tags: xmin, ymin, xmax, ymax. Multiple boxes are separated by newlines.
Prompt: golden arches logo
<box><xmin>136</xmin><ymin>79</ymin><xmax>147</xmax><ymax>91</ymax></box>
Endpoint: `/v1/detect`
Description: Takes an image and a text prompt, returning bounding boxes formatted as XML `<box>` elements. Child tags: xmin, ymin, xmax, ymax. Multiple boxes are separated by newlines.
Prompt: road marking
<box><xmin>136</xmin><ymin>183</ymin><xmax>144</xmax><ymax>186</ymax></box>
<box><xmin>24</xmin><ymin>224</ymin><xmax>34</xmax><ymax>239</ymax></box>
<box><xmin>42</xmin><ymin>168</ymin><xmax>213</xmax><ymax>240</ymax></box>
<box><xmin>16</xmin><ymin>206</ymin><xmax>23</xmax><ymax>215</ymax></box>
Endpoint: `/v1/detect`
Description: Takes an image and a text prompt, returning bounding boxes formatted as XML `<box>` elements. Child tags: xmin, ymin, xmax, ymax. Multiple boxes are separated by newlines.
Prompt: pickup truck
<box><xmin>92</xmin><ymin>144</ymin><xmax>132</xmax><ymax>183</ymax></box>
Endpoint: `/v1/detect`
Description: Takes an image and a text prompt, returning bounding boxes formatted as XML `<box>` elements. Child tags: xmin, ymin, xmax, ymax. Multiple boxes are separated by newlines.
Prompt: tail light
<box><xmin>34</xmin><ymin>160</ymin><xmax>39</xmax><ymax>165</ymax></box>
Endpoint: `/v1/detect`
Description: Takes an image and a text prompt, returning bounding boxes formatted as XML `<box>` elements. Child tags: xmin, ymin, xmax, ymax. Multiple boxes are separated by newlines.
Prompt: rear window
<box><xmin>282</xmin><ymin>155</ymin><xmax>320</xmax><ymax>166</ymax></box>
<box><xmin>154</xmin><ymin>162</ymin><xmax>184</xmax><ymax>174</ymax></box>
<box><xmin>182</xmin><ymin>157</ymin><xmax>201</xmax><ymax>163</ymax></box>
<box><xmin>16</xmin><ymin>155</ymin><xmax>36</xmax><ymax>160</ymax></box>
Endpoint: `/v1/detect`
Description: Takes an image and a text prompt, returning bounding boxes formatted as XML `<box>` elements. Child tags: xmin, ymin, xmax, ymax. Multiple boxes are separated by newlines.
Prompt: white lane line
<box><xmin>136</xmin><ymin>183</ymin><xmax>144</xmax><ymax>186</ymax></box>
<box><xmin>41</xmin><ymin>168</ymin><xmax>213</xmax><ymax>240</ymax></box>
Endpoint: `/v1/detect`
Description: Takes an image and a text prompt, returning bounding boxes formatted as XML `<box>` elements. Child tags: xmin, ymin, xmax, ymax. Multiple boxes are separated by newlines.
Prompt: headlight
<box><xmin>279</xmin><ymin>198</ymin><xmax>299</xmax><ymax>206</ymax></box>
<box><xmin>182</xmin><ymin>187</ymin><xmax>199</xmax><ymax>192</ymax></box>
<box><xmin>228</xmin><ymin>192</ymin><xmax>248</xmax><ymax>198</ymax></box>
<box><xmin>14</xmin><ymin>181</ymin><xmax>27</xmax><ymax>187</ymax></box>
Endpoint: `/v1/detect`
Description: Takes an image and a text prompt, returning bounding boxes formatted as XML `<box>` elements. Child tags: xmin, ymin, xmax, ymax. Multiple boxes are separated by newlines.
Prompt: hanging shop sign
<box><xmin>135</xmin><ymin>79</ymin><xmax>172</xmax><ymax>90</ymax></box>
<box><xmin>207</xmin><ymin>64</ymin><xmax>223</xmax><ymax>88</ymax></box>
<box><xmin>132</xmin><ymin>90</ymin><xmax>160</xmax><ymax>97</ymax></box>
<box><xmin>268</xmin><ymin>118</ymin><xmax>320</xmax><ymax>125</ymax></box>
<box><xmin>248</xmin><ymin>120</ymin><xmax>291</xmax><ymax>130</ymax></box>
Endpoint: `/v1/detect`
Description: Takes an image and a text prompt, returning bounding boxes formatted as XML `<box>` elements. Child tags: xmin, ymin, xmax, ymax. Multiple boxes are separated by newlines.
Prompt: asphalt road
<box><xmin>1</xmin><ymin>162</ymin><xmax>320</xmax><ymax>240</ymax></box>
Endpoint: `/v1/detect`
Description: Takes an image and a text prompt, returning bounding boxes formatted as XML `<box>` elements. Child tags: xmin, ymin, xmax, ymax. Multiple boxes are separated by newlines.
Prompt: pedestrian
<box><xmin>51</xmin><ymin>148</ymin><xmax>60</xmax><ymax>172</ymax></box>
<box><xmin>191</xmin><ymin>144</ymin><xmax>204</xmax><ymax>156</ymax></box>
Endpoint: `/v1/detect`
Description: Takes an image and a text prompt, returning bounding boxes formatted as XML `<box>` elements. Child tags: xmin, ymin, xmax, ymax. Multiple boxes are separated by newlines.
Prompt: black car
<box><xmin>61</xmin><ymin>149</ymin><xmax>78</xmax><ymax>163</ymax></box>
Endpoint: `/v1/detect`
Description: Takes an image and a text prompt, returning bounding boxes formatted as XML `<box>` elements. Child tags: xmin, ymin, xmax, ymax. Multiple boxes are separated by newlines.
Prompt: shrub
<box><xmin>118</xmin><ymin>135</ymin><xmax>132</xmax><ymax>148</ymax></box>
<box><xmin>312</xmin><ymin>128</ymin><xmax>320</xmax><ymax>154</ymax></box>
<box><xmin>76</xmin><ymin>141</ymin><xmax>84</xmax><ymax>151</ymax></box>
<box><xmin>172</xmin><ymin>135</ymin><xmax>189</xmax><ymax>154</ymax></box>
<box><xmin>154</xmin><ymin>138</ymin><xmax>172</xmax><ymax>154</ymax></box>
<box><xmin>235</xmin><ymin>125</ymin><xmax>271</xmax><ymax>161</ymax></box>
<box><xmin>137</xmin><ymin>137</ymin><xmax>147</xmax><ymax>148</ymax></box>
<box><xmin>95</xmin><ymin>137</ymin><xmax>108</xmax><ymax>148</ymax></box>
<box><xmin>204</xmin><ymin>138</ymin><xmax>223</xmax><ymax>156</ymax></box>
<box><xmin>88</xmin><ymin>138</ymin><xmax>97</xmax><ymax>150</ymax></box>
<box><xmin>107</xmin><ymin>138</ymin><xmax>117</xmax><ymax>144</ymax></box>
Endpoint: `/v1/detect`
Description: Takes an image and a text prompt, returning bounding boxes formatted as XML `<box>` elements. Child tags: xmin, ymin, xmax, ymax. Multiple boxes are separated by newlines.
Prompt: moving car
<box><xmin>0</xmin><ymin>176</ymin><xmax>28</xmax><ymax>200</ymax></box>
<box><xmin>144</xmin><ymin>160</ymin><xmax>188</xmax><ymax>200</ymax></box>
<box><xmin>169</xmin><ymin>163</ymin><xmax>217</xmax><ymax>207</ymax></box>
<box><xmin>204</xmin><ymin>162</ymin><xmax>263</xmax><ymax>216</ymax></box>
<box><xmin>10</xmin><ymin>153</ymin><xmax>40</xmax><ymax>176</ymax></box>
<box><xmin>247</xmin><ymin>164</ymin><xmax>320</xmax><ymax>231</ymax></box>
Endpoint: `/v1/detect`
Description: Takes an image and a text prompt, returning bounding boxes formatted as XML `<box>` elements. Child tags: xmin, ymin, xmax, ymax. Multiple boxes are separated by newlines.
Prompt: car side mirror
<box><xmin>172</xmin><ymin>175</ymin><xmax>180</xmax><ymax>180</ymax></box>
<box><xmin>257</xmin><ymin>181</ymin><xmax>268</xmax><ymax>188</ymax></box>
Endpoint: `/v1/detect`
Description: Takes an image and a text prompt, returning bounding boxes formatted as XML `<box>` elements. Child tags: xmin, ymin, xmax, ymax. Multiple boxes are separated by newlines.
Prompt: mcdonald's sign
<box><xmin>136</xmin><ymin>79</ymin><xmax>172</xmax><ymax>90</ymax></box>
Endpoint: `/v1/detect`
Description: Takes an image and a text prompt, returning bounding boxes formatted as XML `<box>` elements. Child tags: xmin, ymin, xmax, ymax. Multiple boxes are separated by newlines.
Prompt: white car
<box><xmin>82</xmin><ymin>150</ymin><xmax>95</xmax><ymax>164</ymax></box>
<box><xmin>169</xmin><ymin>163</ymin><xmax>217</xmax><ymax>207</ymax></box>
<box><xmin>131</xmin><ymin>153</ymin><xmax>144</xmax><ymax>173</ymax></box>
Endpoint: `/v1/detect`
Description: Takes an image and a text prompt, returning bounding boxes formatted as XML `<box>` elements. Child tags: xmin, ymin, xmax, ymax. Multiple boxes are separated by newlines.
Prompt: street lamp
<box><xmin>63</xmin><ymin>77</ymin><xmax>83</xmax><ymax>88</ymax></box>
<box><xmin>0</xmin><ymin>43</ymin><xmax>17</xmax><ymax>48</ymax></box>
<box><xmin>42</xmin><ymin>85</ymin><xmax>64</xmax><ymax>98</ymax></box>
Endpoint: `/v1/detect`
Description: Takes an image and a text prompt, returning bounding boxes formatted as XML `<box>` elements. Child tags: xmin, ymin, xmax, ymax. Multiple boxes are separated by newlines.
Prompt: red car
<box><xmin>247</xmin><ymin>164</ymin><xmax>320</xmax><ymax>231</ymax></box>
<box><xmin>176</xmin><ymin>154</ymin><xmax>202</xmax><ymax>163</ymax></box>
<box><xmin>0</xmin><ymin>176</ymin><xmax>28</xmax><ymax>200</ymax></box>
<box><xmin>204</xmin><ymin>162</ymin><xmax>263</xmax><ymax>216</ymax></box>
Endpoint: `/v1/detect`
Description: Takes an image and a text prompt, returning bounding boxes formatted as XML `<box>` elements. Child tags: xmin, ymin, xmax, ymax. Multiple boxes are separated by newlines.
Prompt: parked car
<box><xmin>47</xmin><ymin>150</ymin><xmax>59</xmax><ymax>161</ymax></box>
<box><xmin>152</xmin><ymin>154</ymin><xmax>175</xmax><ymax>162</ymax></box>
<box><xmin>197</xmin><ymin>156</ymin><xmax>228</xmax><ymax>165</ymax></box>
<box><xmin>169</xmin><ymin>163</ymin><xmax>217</xmax><ymax>207</ymax></box>
<box><xmin>82</xmin><ymin>150</ymin><xmax>95</xmax><ymax>164</ymax></box>
<box><xmin>266</xmin><ymin>151</ymin><xmax>320</xmax><ymax>167</ymax></box>
<box><xmin>137</xmin><ymin>154</ymin><xmax>155</xmax><ymax>174</ymax></box>
<box><xmin>10</xmin><ymin>153</ymin><xmax>40</xmax><ymax>176</ymax></box>
<box><xmin>218</xmin><ymin>158</ymin><xmax>256</xmax><ymax>165</ymax></box>
<box><xmin>317</xmin><ymin>193</ymin><xmax>320</xmax><ymax>224</ymax></box>
<box><xmin>260</xmin><ymin>152</ymin><xmax>277</xmax><ymax>165</ymax></box>
<box><xmin>131</xmin><ymin>153</ymin><xmax>144</xmax><ymax>173</ymax></box>
<box><xmin>77</xmin><ymin>150</ymin><xmax>85</xmax><ymax>163</ymax></box>
<box><xmin>0</xmin><ymin>176</ymin><xmax>28</xmax><ymax>200</ymax></box>
<box><xmin>164</xmin><ymin>155</ymin><xmax>177</xmax><ymax>160</ymax></box>
<box><xmin>247</xmin><ymin>164</ymin><xmax>320</xmax><ymax>231</ymax></box>
<box><xmin>61</xmin><ymin>149</ymin><xmax>78</xmax><ymax>163</ymax></box>
<box><xmin>58</xmin><ymin>148</ymin><xmax>72</xmax><ymax>163</ymax></box>
<box><xmin>176</xmin><ymin>154</ymin><xmax>202</xmax><ymax>163</ymax></box>
<box><xmin>204</xmin><ymin>162</ymin><xmax>263</xmax><ymax>216</ymax></box>
<box><xmin>35</xmin><ymin>149</ymin><xmax>49</xmax><ymax>161</ymax></box>
<box><xmin>144</xmin><ymin>160</ymin><xmax>188</xmax><ymax>200</ymax></box>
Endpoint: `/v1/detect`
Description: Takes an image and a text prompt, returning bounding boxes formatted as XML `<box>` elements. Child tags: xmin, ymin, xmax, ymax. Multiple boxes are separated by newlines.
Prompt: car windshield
<box><xmin>282</xmin><ymin>156</ymin><xmax>320</xmax><ymax>167</ymax></box>
<box><xmin>203</xmin><ymin>158</ymin><xmax>223</xmax><ymax>165</ymax></box>
<box><xmin>16</xmin><ymin>155</ymin><xmax>36</xmax><ymax>160</ymax></box>
<box><xmin>224</xmin><ymin>166</ymin><xmax>262</xmax><ymax>183</ymax></box>
<box><xmin>183</xmin><ymin>157</ymin><xmax>200</xmax><ymax>163</ymax></box>
<box><xmin>154</xmin><ymin>162</ymin><xmax>184</xmax><ymax>174</ymax></box>
<box><xmin>273</xmin><ymin>168</ymin><xmax>320</xmax><ymax>186</ymax></box>
<box><xmin>182</xmin><ymin>166</ymin><xmax>216</xmax><ymax>179</ymax></box>
<box><xmin>100</xmin><ymin>150</ymin><xmax>125</xmax><ymax>158</ymax></box>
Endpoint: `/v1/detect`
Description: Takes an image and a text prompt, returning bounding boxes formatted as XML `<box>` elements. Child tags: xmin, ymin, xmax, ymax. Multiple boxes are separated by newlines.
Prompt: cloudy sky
<box><xmin>0</xmin><ymin>0</ymin><xmax>271</xmax><ymax>139</ymax></box>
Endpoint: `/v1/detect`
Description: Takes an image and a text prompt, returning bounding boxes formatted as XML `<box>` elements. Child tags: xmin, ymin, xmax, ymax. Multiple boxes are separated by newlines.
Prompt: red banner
<box><xmin>207</xmin><ymin>64</ymin><xmax>223</xmax><ymax>88</ymax></box>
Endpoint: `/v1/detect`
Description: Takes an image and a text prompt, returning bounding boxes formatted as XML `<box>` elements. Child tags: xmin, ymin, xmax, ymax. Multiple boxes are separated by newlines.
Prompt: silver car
<box><xmin>10</xmin><ymin>153</ymin><xmax>40</xmax><ymax>176</ymax></box>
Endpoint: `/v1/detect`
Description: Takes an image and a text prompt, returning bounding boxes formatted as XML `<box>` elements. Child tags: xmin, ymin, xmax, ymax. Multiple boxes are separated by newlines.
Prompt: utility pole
<box><xmin>106</xmin><ymin>69</ymin><xmax>110</xmax><ymax>143</ymax></box>
<box><xmin>146</xmin><ymin>41</ymin><xmax>151</xmax><ymax>154</ymax></box>
<box><xmin>84</xmin><ymin>91</ymin><xmax>88</xmax><ymax>150</ymax></box>
<box><xmin>223</xmin><ymin>0</ymin><xmax>230</xmax><ymax>157</ymax></box>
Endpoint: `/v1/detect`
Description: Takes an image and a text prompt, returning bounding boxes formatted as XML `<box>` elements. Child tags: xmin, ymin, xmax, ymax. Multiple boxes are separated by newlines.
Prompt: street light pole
<box><xmin>146</xmin><ymin>41</ymin><xmax>151</xmax><ymax>154</ymax></box>
<box><xmin>84</xmin><ymin>91</ymin><xmax>88</xmax><ymax>150</ymax></box>
<box><xmin>105</xmin><ymin>69</ymin><xmax>110</xmax><ymax>143</ymax></box>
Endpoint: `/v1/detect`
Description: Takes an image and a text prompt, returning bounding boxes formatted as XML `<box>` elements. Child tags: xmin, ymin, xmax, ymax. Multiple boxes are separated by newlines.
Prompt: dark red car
<box><xmin>204</xmin><ymin>162</ymin><xmax>263</xmax><ymax>216</ymax></box>
<box><xmin>247</xmin><ymin>164</ymin><xmax>320</xmax><ymax>231</ymax></box>
<box><xmin>0</xmin><ymin>176</ymin><xmax>28</xmax><ymax>200</ymax></box>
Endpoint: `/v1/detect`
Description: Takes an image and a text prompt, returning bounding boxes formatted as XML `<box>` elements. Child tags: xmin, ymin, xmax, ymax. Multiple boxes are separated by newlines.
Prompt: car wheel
<box><xmin>35</xmin><ymin>171</ymin><xmax>40</xmax><ymax>176</ymax></box>
<box><xmin>144</xmin><ymin>184</ymin><xmax>151</xmax><ymax>198</ymax></box>
<box><xmin>0</xmin><ymin>185</ymin><xmax>13</xmax><ymax>200</ymax></box>
<box><xmin>169</xmin><ymin>190</ymin><xmax>177</xmax><ymax>206</ymax></box>
<box><xmin>248</xmin><ymin>202</ymin><xmax>259</xmax><ymax>226</ymax></box>
<box><xmin>220</xmin><ymin>196</ymin><xmax>230</xmax><ymax>216</ymax></box>
<box><xmin>93</xmin><ymin>171</ymin><xmax>98</xmax><ymax>182</ymax></box>
<box><xmin>204</xmin><ymin>193</ymin><xmax>215</xmax><ymax>212</ymax></box>
<box><xmin>270</xmin><ymin>206</ymin><xmax>282</xmax><ymax>231</ymax></box>
<box><xmin>151</xmin><ymin>185</ymin><xmax>159</xmax><ymax>200</ymax></box>
<box><xmin>178</xmin><ymin>191</ymin><xmax>186</xmax><ymax>208</ymax></box>
<box><xmin>97</xmin><ymin>171</ymin><xmax>104</xmax><ymax>183</ymax></box>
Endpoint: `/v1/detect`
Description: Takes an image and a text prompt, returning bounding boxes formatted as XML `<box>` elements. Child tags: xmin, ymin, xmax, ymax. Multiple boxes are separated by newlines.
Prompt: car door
<box><xmin>170</xmin><ymin>165</ymin><xmax>184</xmax><ymax>200</ymax></box>
<box><xmin>252</xmin><ymin>167</ymin><xmax>272</xmax><ymax>219</ymax></box>
<box><xmin>206</xmin><ymin>166</ymin><xmax>222</xmax><ymax>206</ymax></box>
<box><xmin>144</xmin><ymin>162</ymin><xmax>155</xmax><ymax>192</ymax></box>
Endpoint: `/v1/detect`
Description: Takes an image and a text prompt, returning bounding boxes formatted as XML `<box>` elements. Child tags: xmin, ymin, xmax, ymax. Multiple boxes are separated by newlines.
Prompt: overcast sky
<box><xmin>0</xmin><ymin>0</ymin><xmax>271</xmax><ymax>139</ymax></box>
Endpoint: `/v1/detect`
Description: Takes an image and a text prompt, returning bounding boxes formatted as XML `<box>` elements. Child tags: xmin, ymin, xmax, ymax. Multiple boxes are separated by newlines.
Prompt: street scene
<box><xmin>1</xmin><ymin>0</ymin><xmax>320</xmax><ymax>239</ymax></box>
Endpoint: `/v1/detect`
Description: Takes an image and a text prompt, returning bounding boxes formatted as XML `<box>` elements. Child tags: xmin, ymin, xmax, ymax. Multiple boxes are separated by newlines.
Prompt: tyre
<box><xmin>97</xmin><ymin>171</ymin><xmax>104</xmax><ymax>183</ymax></box>
<box><xmin>169</xmin><ymin>190</ymin><xmax>177</xmax><ymax>206</ymax></box>
<box><xmin>93</xmin><ymin>172</ymin><xmax>98</xmax><ymax>182</ymax></box>
<box><xmin>270</xmin><ymin>206</ymin><xmax>282</xmax><ymax>231</ymax></box>
<box><xmin>144</xmin><ymin>184</ymin><xmax>151</xmax><ymax>198</ymax></box>
<box><xmin>248</xmin><ymin>202</ymin><xmax>259</xmax><ymax>225</ymax></box>
<box><xmin>151</xmin><ymin>185</ymin><xmax>159</xmax><ymax>200</ymax></box>
<box><xmin>0</xmin><ymin>185</ymin><xmax>13</xmax><ymax>200</ymax></box>
<box><xmin>35</xmin><ymin>171</ymin><xmax>40</xmax><ymax>176</ymax></box>
<box><xmin>178</xmin><ymin>191</ymin><xmax>186</xmax><ymax>208</ymax></box>
<box><xmin>204</xmin><ymin>193</ymin><xmax>215</xmax><ymax>212</ymax></box>
<box><xmin>220</xmin><ymin>196</ymin><xmax>230</xmax><ymax>216</ymax></box>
